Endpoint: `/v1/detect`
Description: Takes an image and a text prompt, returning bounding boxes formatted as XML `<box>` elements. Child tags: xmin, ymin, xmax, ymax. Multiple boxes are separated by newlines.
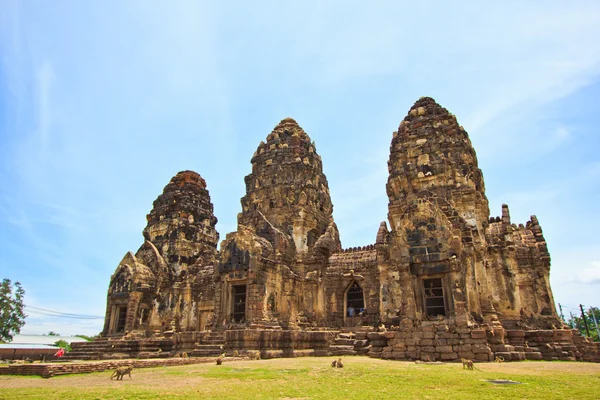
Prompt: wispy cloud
<box><xmin>578</xmin><ymin>262</ymin><xmax>600</xmax><ymax>284</ymax></box>
<box><xmin>35</xmin><ymin>62</ymin><xmax>54</xmax><ymax>153</ymax></box>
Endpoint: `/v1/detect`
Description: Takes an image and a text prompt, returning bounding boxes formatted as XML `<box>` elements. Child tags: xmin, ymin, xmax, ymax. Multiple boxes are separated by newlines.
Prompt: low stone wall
<box><xmin>226</xmin><ymin>329</ymin><xmax>337</xmax><ymax>358</ymax></box>
<box><xmin>571</xmin><ymin>330</ymin><xmax>600</xmax><ymax>362</ymax></box>
<box><xmin>368</xmin><ymin>323</ymin><xmax>495</xmax><ymax>362</ymax></box>
<box><xmin>524</xmin><ymin>329</ymin><xmax>577</xmax><ymax>361</ymax></box>
<box><xmin>0</xmin><ymin>357</ymin><xmax>215</xmax><ymax>379</ymax></box>
<box><xmin>365</xmin><ymin>323</ymin><xmax>588</xmax><ymax>363</ymax></box>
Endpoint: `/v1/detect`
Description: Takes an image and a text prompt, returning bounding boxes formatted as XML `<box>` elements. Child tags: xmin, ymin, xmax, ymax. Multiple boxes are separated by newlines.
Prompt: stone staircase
<box><xmin>504</xmin><ymin>329</ymin><xmax>542</xmax><ymax>361</ymax></box>
<box><xmin>65</xmin><ymin>337</ymin><xmax>173</xmax><ymax>360</ymax></box>
<box><xmin>328</xmin><ymin>328</ymin><xmax>373</xmax><ymax>356</ymax></box>
<box><xmin>190</xmin><ymin>331</ymin><xmax>226</xmax><ymax>357</ymax></box>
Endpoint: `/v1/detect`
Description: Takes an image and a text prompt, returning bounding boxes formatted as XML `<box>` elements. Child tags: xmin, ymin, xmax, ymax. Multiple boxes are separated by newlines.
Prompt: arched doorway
<box><xmin>345</xmin><ymin>281</ymin><xmax>365</xmax><ymax>324</ymax></box>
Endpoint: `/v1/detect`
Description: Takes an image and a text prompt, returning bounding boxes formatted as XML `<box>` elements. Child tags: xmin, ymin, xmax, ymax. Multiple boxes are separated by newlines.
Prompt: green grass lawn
<box><xmin>1</xmin><ymin>357</ymin><xmax>599</xmax><ymax>399</ymax></box>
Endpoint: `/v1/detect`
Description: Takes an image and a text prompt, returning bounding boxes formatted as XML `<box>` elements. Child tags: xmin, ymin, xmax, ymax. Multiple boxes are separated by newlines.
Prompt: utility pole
<box><xmin>569</xmin><ymin>312</ymin><xmax>576</xmax><ymax>329</ymax></box>
<box><xmin>558</xmin><ymin>303</ymin><xmax>565</xmax><ymax>322</ymax></box>
<box><xmin>580</xmin><ymin>304</ymin><xmax>591</xmax><ymax>337</ymax></box>
<box><xmin>589</xmin><ymin>306</ymin><xmax>600</xmax><ymax>341</ymax></box>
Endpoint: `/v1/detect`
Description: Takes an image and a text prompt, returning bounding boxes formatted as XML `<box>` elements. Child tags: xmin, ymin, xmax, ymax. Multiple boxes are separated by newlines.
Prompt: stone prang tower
<box><xmin>92</xmin><ymin>97</ymin><xmax>598</xmax><ymax>364</ymax></box>
<box><xmin>103</xmin><ymin>171</ymin><xmax>219</xmax><ymax>335</ymax></box>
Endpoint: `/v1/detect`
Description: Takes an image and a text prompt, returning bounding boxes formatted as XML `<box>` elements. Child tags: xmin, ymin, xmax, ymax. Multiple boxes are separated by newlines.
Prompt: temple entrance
<box><xmin>115</xmin><ymin>306</ymin><xmax>127</xmax><ymax>333</ymax></box>
<box><xmin>232</xmin><ymin>285</ymin><xmax>247</xmax><ymax>323</ymax></box>
<box><xmin>345</xmin><ymin>281</ymin><xmax>365</xmax><ymax>325</ymax></box>
<box><xmin>198</xmin><ymin>311</ymin><xmax>208</xmax><ymax>331</ymax></box>
<box><xmin>423</xmin><ymin>277</ymin><xmax>446</xmax><ymax>317</ymax></box>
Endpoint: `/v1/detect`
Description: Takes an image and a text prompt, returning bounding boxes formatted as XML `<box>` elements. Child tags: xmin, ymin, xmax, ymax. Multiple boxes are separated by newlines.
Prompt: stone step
<box><xmin>63</xmin><ymin>352</ymin><xmax>101</xmax><ymax>360</ymax></box>
<box><xmin>330</xmin><ymin>349</ymin><xmax>356</xmax><ymax>356</ymax></box>
<box><xmin>328</xmin><ymin>345</ymin><xmax>356</xmax><ymax>356</ymax></box>
<box><xmin>338</xmin><ymin>333</ymin><xmax>354</xmax><ymax>339</ymax></box>
<box><xmin>195</xmin><ymin>344</ymin><xmax>224</xmax><ymax>351</ymax></box>
<box><xmin>204</xmin><ymin>333</ymin><xmax>225</xmax><ymax>339</ymax></box>
<box><xmin>190</xmin><ymin>349</ymin><xmax>222</xmax><ymax>357</ymax></box>
<box><xmin>525</xmin><ymin>352</ymin><xmax>543</xmax><ymax>360</ymax></box>
<box><xmin>494</xmin><ymin>351</ymin><xmax>526</xmax><ymax>361</ymax></box>
<box><xmin>335</xmin><ymin>338</ymin><xmax>355</xmax><ymax>346</ymax></box>
<box><xmin>202</xmin><ymin>339</ymin><xmax>225</xmax><ymax>345</ymax></box>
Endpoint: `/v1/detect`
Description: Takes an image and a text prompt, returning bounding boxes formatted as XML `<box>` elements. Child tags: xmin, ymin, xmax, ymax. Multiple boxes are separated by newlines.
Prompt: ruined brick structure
<box><xmin>83</xmin><ymin>97</ymin><xmax>598</xmax><ymax>363</ymax></box>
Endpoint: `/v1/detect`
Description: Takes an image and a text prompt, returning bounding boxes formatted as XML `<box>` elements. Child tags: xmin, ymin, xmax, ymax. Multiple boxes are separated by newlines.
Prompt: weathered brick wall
<box><xmin>0</xmin><ymin>357</ymin><xmax>214</xmax><ymax>379</ymax></box>
<box><xmin>365</xmin><ymin>324</ymin><xmax>584</xmax><ymax>363</ymax></box>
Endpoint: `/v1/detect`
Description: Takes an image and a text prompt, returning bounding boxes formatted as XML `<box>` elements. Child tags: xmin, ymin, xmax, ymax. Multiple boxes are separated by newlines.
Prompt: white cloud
<box><xmin>578</xmin><ymin>261</ymin><xmax>600</xmax><ymax>284</ymax></box>
<box><xmin>36</xmin><ymin>61</ymin><xmax>54</xmax><ymax>151</ymax></box>
<box><xmin>555</xmin><ymin>126</ymin><xmax>571</xmax><ymax>141</ymax></box>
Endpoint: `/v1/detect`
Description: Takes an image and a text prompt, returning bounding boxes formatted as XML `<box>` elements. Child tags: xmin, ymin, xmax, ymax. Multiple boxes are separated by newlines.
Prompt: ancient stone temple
<box><xmin>70</xmin><ymin>97</ymin><xmax>598</xmax><ymax>362</ymax></box>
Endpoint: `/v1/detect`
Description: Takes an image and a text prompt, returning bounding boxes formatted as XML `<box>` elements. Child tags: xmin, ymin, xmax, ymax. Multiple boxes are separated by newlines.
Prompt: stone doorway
<box><xmin>197</xmin><ymin>310</ymin><xmax>210</xmax><ymax>331</ymax></box>
<box><xmin>114</xmin><ymin>306</ymin><xmax>127</xmax><ymax>333</ymax></box>
<box><xmin>345</xmin><ymin>281</ymin><xmax>365</xmax><ymax>325</ymax></box>
<box><xmin>423</xmin><ymin>277</ymin><xmax>446</xmax><ymax>317</ymax></box>
<box><xmin>232</xmin><ymin>285</ymin><xmax>247</xmax><ymax>323</ymax></box>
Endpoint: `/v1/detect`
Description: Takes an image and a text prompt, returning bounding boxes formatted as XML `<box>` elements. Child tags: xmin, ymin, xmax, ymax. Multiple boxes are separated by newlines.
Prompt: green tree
<box><xmin>0</xmin><ymin>279</ymin><xmax>27</xmax><ymax>343</ymax></box>
<box><xmin>568</xmin><ymin>307</ymin><xmax>600</xmax><ymax>342</ymax></box>
<box><xmin>54</xmin><ymin>339</ymin><xmax>72</xmax><ymax>352</ymax></box>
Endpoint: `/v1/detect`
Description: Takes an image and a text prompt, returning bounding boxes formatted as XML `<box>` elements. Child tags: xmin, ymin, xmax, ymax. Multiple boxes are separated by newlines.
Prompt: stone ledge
<box><xmin>0</xmin><ymin>357</ymin><xmax>219</xmax><ymax>379</ymax></box>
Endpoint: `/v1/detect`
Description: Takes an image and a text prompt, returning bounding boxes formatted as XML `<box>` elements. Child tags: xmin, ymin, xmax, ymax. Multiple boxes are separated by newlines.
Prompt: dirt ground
<box><xmin>1</xmin><ymin>358</ymin><xmax>599</xmax><ymax>389</ymax></box>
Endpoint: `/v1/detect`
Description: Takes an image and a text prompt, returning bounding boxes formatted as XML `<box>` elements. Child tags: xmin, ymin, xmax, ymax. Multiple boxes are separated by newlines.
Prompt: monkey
<box><xmin>232</xmin><ymin>350</ymin><xmax>239</xmax><ymax>357</ymax></box>
<box><xmin>216</xmin><ymin>354</ymin><xmax>224</xmax><ymax>365</ymax></box>
<box><xmin>336</xmin><ymin>358</ymin><xmax>344</xmax><ymax>368</ymax></box>
<box><xmin>461</xmin><ymin>358</ymin><xmax>474</xmax><ymax>370</ymax></box>
<box><xmin>175</xmin><ymin>352</ymin><xmax>188</xmax><ymax>358</ymax></box>
<box><xmin>110</xmin><ymin>366</ymin><xmax>133</xmax><ymax>380</ymax></box>
<box><xmin>494</xmin><ymin>356</ymin><xmax>504</xmax><ymax>363</ymax></box>
<box><xmin>331</xmin><ymin>359</ymin><xmax>337</xmax><ymax>367</ymax></box>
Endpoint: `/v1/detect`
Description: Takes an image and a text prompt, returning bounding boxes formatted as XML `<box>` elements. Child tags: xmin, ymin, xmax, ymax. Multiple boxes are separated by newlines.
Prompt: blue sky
<box><xmin>1</xmin><ymin>1</ymin><xmax>599</xmax><ymax>335</ymax></box>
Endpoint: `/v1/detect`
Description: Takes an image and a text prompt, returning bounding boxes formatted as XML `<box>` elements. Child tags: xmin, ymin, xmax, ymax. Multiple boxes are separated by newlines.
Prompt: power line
<box><xmin>26</xmin><ymin>310</ymin><xmax>103</xmax><ymax>320</ymax></box>
<box><xmin>24</xmin><ymin>304</ymin><xmax>103</xmax><ymax>319</ymax></box>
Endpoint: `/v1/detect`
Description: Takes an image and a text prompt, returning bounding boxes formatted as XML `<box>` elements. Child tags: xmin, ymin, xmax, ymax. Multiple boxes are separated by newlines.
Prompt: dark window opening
<box><xmin>232</xmin><ymin>285</ymin><xmax>247</xmax><ymax>323</ymax></box>
<box><xmin>424</xmin><ymin>278</ymin><xmax>446</xmax><ymax>317</ymax></box>
<box><xmin>140</xmin><ymin>308</ymin><xmax>149</xmax><ymax>324</ymax></box>
<box><xmin>116</xmin><ymin>306</ymin><xmax>127</xmax><ymax>333</ymax></box>
<box><xmin>346</xmin><ymin>282</ymin><xmax>365</xmax><ymax>317</ymax></box>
